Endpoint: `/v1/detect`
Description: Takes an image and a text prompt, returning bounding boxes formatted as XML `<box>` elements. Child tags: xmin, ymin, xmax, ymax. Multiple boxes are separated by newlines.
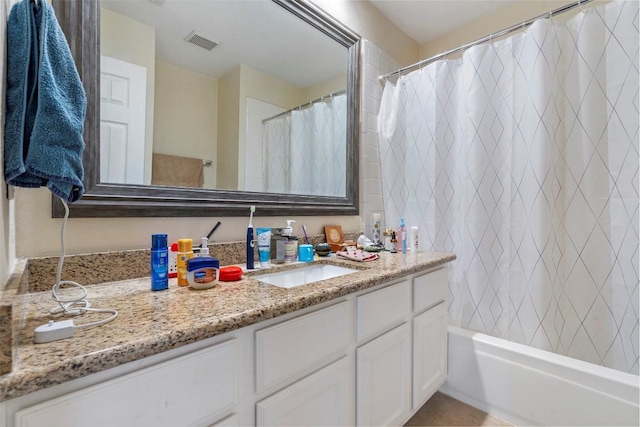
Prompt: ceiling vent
<box><xmin>184</xmin><ymin>31</ymin><xmax>219</xmax><ymax>51</ymax></box>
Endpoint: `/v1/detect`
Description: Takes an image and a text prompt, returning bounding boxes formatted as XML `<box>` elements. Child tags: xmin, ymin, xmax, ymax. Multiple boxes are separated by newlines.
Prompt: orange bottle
<box><xmin>177</xmin><ymin>239</ymin><xmax>194</xmax><ymax>286</ymax></box>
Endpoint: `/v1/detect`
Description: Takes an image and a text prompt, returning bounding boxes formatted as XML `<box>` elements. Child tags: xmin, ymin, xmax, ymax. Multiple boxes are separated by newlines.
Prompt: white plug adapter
<box><xmin>34</xmin><ymin>320</ymin><xmax>75</xmax><ymax>343</ymax></box>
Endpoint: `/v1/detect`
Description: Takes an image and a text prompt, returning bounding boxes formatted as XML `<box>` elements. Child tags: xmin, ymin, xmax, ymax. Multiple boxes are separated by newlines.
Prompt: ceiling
<box><xmin>369</xmin><ymin>0</ymin><xmax>518</xmax><ymax>45</ymax></box>
<box><xmin>101</xmin><ymin>0</ymin><xmax>346</xmax><ymax>88</ymax></box>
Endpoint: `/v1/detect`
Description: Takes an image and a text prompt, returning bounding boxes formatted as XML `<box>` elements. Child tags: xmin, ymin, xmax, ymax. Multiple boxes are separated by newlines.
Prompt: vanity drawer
<box><xmin>413</xmin><ymin>268</ymin><xmax>449</xmax><ymax>313</ymax></box>
<box><xmin>255</xmin><ymin>301</ymin><xmax>350</xmax><ymax>394</ymax></box>
<box><xmin>357</xmin><ymin>280</ymin><xmax>411</xmax><ymax>343</ymax></box>
<box><xmin>15</xmin><ymin>339</ymin><xmax>238</xmax><ymax>427</ymax></box>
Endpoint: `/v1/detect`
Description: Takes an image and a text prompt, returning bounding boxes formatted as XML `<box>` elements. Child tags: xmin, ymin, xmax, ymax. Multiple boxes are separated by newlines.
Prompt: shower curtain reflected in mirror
<box><xmin>379</xmin><ymin>0</ymin><xmax>639</xmax><ymax>374</ymax></box>
<box><xmin>262</xmin><ymin>94</ymin><xmax>346</xmax><ymax>196</ymax></box>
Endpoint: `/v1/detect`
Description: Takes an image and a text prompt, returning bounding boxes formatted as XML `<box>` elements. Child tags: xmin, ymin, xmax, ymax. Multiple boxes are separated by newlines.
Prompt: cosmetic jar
<box><xmin>187</xmin><ymin>257</ymin><xmax>220</xmax><ymax>290</ymax></box>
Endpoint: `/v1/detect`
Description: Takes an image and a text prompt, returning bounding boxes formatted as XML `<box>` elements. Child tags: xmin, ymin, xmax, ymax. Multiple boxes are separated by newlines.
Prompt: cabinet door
<box><xmin>356</xmin><ymin>322</ymin><xmax>411</xmax><ymax>427</ymax></box>
<box><xmin>15</xmin><ymin>340</ymin><xmax>238</xmax><ymax>427</ymax></box>
<box><xmin>413</xmin><ymin>302</ymin><xmax>448</xmax><ymax>410</ymax></box>
<box><xmin>256</xmin><ymin>357</ymin><xmax>354</xmax><ymax>426</ymax></box>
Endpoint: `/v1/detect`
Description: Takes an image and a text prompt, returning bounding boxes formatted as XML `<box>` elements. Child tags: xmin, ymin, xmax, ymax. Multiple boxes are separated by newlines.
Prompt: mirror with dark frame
<box><xmin>51</xmin><ymin>0</ymin><xmax>360</xmax><ymax>218</ymax></box>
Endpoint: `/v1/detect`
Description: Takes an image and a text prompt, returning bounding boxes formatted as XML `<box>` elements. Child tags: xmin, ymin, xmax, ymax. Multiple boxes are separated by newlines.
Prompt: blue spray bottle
<box><xmin>246</xmin><ymin>206</ymin><xmax>256</xmax><ymax>269</ymax></box>
<box><xmin>151</xmin><ymin>234</ymin><xmax>169</xmax><ymax>291</ymax></box>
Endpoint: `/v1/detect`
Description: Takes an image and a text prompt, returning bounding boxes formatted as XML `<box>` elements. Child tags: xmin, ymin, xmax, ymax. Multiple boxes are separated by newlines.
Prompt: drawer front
<box><xmin>357</xmin><ymin>280</ymin><xmax>411</xmax><ymax>343</ymax></box>
<box><xmin>413</xmin><ymin>267</ymin><xmax>449</xmax><ymax>313</ymax></box>
<box><xmin>255</xmin><ymin>301</ymin><xmax>350</xmax><ymax>394</ymax></box>
<box><xmin>15</xmin><ymin>339</ymin><xmax>238</xmax><ymax>427</ymax></box>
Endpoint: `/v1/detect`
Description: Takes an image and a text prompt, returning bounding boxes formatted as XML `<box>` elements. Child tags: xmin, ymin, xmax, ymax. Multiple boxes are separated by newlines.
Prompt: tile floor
<box><xmin>405</xmin><ymin>392</ymin><xmax>511</xmax><ymax>426</ymax></box>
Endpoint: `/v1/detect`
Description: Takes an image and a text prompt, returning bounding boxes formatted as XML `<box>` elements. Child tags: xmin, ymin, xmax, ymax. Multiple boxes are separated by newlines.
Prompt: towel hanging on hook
<box><xmin>4</xmin><ymin>0</ymin><xmax>87</xmax><ymax>203</ymax></box>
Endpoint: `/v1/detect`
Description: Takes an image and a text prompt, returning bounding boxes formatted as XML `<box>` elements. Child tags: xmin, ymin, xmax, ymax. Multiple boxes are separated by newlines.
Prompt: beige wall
<box><xmin>305</xmin><ymin>74</ymin><xmax>348</xmax><ymax>102</ymax></box>
<box><xmin>153</xmin><ymin>60</ymin><xmax>218</xmax><ymax>189</ymax></box>
<box><xmin>419</xmin><ymin>1</ymin><xmax>580</xmax><ymax>59</ymax></box>
<box><xmin>216</xmin><ymin>67</ymin><xmax>241</xmax><ymax>190</ymax></box>
<box><xmin>312</xmin><ymin>0</ymin><xmax>419</xmax><ymax>67</ymax></box>
<box><xmin>101</xmin><ymin>8</ymin><xmax>155</xmax><ymax>185</ymax></box>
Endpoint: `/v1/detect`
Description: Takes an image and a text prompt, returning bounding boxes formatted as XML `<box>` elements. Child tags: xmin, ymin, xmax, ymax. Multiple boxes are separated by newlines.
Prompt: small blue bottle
<box><xmin>151</xmin><ymin>234</ymin><xmax>169</xmax><ymax>291</ymax></box>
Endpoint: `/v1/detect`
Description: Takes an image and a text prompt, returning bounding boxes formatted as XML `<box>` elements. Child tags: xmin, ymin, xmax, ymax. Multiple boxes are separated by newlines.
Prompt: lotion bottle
<box><xmin>151</xmin><ymin>234</ymin><xmax>169</xmax><ymax>291</ymax></box>
<box><xmin>177</xmin><ymin>238</ymin><xmax>194</xmax><ymax>286</ymax></box>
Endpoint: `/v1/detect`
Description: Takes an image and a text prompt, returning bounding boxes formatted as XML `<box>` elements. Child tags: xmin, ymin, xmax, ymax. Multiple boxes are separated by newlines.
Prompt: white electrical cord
<box><xmin>49</xmin><ymin>200</ymin><xmax>118</xmax><ymax>330</ymax></box>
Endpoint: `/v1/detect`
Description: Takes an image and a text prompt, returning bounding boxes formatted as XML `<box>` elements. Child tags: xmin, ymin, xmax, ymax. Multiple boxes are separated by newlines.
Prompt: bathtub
<box><xmin>441</xmin><ymin>326</ymin><xmax>640</xmax><ymax>426</ymax></box>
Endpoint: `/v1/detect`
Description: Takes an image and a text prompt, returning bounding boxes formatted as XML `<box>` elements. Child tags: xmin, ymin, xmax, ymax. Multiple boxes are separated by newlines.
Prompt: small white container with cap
<box><xmin>410</xmin><ymin>226</ymin><xmax>419</xmax><ymax>252</ymax></box>
<box><xmin>282</xmin><ymin>219</ymin><xmax>298</xmax><ymax>263</ymax></box>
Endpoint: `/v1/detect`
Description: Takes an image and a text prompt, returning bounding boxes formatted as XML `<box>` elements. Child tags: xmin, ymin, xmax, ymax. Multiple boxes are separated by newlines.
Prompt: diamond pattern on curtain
<box><xmin>261</xmin><ymin>94</ymin><xmax>347</xmax><ymax>197</ymax></box>
<box><xmin>379</xmin><ymin>0</ymin><xmax>639</xmax><ymax>374</ymax></box>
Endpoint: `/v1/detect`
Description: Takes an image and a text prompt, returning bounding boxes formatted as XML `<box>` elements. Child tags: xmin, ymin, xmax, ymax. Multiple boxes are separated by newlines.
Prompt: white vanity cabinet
<box><xmin>355</xmin><ymin>280</ymin><xmax>412</xmax><ymax>426</ymax></box>
<box><xmin>6</xmin><ymin>265</ymin><xmax>450</xmax><ymax>427</ymax></box>
<box><xmin>14</xmin><ymin>339</ymin><xmax>239</xmax><ymax>427</ymax></box>
<box><xmin>354</xmin><ymin>269</ymin><xmax>448</xmax><ymax>426</ymax></box>
<box><xmin>254</xmin><ymin>301</ymin><xmax>355</xmax><ymax>426</ymax></box>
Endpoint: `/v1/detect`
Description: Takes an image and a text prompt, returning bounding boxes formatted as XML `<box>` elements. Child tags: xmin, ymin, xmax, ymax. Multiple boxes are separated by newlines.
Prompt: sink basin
<box><xmin>253</xmin><ymin>264</ymin><xmax>359</xmax><ymax>289</ymax></box>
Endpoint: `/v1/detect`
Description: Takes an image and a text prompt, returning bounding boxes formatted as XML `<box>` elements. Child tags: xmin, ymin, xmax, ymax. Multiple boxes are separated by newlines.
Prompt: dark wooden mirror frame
<box><xmin>51</xmin><ymin>0</ymin><xmax>360</xmax><ymax>218</ymax></box>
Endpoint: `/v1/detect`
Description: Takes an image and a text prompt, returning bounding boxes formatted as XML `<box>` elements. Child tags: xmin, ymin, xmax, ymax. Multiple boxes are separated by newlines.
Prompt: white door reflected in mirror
<box><xmin>99</xmin><ymin>56</ymin><xmax>147</xmax><ymax>185</ymax></box>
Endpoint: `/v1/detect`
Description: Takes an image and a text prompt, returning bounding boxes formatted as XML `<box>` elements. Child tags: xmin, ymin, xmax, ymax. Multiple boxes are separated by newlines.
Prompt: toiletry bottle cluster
<box><xmin>151</xmin><ymin>234</ymin><xmax>221</xmax><ymax>291</ymax></box>
<box><xmin>375</xmin><ymin>215</ymin><xmax>419</xmax><ymax>253</ymax></box>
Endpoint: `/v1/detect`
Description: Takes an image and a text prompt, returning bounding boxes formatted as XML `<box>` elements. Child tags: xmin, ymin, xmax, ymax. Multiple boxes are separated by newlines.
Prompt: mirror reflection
<box><xmin>99</xmin><ymin>0</ymin><xmax>348</xmax><ymax>197</ymax></box>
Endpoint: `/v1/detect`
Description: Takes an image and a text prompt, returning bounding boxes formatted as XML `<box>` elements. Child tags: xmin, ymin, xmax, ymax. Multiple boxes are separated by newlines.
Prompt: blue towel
<box><xmin>4</xmin><ymin>0</ymin><xmax>86</xmax><ymax>203</ymax></box>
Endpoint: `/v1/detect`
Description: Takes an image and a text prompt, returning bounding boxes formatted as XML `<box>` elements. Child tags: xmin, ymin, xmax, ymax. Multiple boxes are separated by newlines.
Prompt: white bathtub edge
<box><xmin>441</xmin><ymin>325</ymin><xmax>640</xmax><ymax>426</ymax></box>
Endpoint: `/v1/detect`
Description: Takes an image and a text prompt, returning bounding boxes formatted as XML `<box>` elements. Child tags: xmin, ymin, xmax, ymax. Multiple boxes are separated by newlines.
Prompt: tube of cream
<box><xmin>256</xmin><ymin>227</ymin><xmax>271</xmax><ymax>266</ymax></box>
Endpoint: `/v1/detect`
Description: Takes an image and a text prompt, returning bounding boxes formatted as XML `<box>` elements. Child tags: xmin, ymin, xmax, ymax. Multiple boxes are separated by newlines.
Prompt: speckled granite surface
<box><xmin>1</xmin><ymin>250</ymin><xmax>454</xmax><ymax>402</ymax></box>
<box><xmin>26</xmin><ymin>232</ymin><xmax>361</xmax><ymax>293</ymax></box>
<box><xmin>0</xmin><ymin>260</ymin><xmax>29</xmax><ymax>376</ymax></box>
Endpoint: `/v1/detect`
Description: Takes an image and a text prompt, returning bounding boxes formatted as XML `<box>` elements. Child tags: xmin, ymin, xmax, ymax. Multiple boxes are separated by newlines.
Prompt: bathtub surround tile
<box><xmin>359</xmin><ymin>40</ymin><xmax>397</xmax><ymax>240</ymax></box>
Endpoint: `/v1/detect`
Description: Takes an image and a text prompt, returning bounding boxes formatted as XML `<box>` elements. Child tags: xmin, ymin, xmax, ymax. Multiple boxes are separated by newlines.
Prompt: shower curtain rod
<box><xmin>261</xmin><ymin>89</ymin><xmax>346</xmax><ymax>124</ymax></box>
<box><xmin>379</xmin><ymin>0</ymin><xmax>593</xmax><ymax>82</ymax></box>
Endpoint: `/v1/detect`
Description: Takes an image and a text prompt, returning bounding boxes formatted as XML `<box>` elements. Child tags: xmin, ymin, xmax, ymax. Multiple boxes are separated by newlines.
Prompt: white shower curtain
<box><xmin>262</xmin><ymin>94</ymin><xmax>347</xmax><ymax>196</ymax></box>
<box><xmin>379</xmin><ymin>0</ymin><xmax>639</xmax><ymax>374</ymax></box>
<box><xmin>262</xmin><ymin>115</ymin><xmax>291</xmax><ymax>194</ymax></box>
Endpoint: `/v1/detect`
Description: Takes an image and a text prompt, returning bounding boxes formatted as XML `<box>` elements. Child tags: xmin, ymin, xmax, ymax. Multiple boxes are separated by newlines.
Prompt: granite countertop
<box><xmin>0</xmin><ymin>251</ymin><xmax>455</xmax><ymax>402</ymax></box>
